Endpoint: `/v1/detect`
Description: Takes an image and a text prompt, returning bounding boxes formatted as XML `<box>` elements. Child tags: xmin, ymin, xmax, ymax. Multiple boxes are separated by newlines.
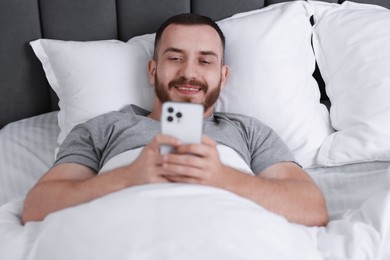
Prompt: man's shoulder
<box><xmin>88</xmin><ymin>104</ymin><xmax>148</xmax><ymax>122</ymax></box>
<box><xmin>75</xmin><ymin>104</ymin><xmax>138</xmax><ymax>130</ymax></box>
<box><xmin>213</xmin><ymin>111</ymin><xmax>269</xmax><ymax>129</ymax></box>
<box><xmin>214</xmin><ymin>111</ymin><xmax>253</xmax><ymax>120</ymax></box>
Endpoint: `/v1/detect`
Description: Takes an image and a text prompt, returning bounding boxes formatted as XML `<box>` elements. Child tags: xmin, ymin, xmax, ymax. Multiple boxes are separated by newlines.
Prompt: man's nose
<box><xmin>180</xmin><ymin>60</ymin><xmax>199</xmax><ymax>80</ymax></box>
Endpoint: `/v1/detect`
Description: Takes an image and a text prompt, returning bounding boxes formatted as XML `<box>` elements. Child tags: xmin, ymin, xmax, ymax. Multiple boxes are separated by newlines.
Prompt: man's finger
<box><xmin>149</xmin><ymin>134</ymin><xmax>181</xmax><ymax>150</ymax></box>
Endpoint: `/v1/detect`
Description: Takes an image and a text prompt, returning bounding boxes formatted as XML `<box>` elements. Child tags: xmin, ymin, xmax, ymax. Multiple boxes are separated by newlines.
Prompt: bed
<box><xmin>1</xmin><ymin>0</ymin><xmax>390</xmax><ymax>259</ymax></box>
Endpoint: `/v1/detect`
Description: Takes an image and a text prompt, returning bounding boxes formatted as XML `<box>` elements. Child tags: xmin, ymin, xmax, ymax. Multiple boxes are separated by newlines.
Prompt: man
<box><xmin>22</xmin><ymin>14</ymin><xmax>328</xmax><ymax>226</ymax></box>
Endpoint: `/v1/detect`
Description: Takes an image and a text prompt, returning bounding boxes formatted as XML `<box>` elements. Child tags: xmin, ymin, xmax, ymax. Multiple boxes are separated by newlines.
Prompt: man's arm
<box><xmin>220</xmin><ymin>162</ymin><xmax>328</xmax><ymax>226</ymax></box>
<box><xmin>161</xmin><ymin>136</ymin><xmax>328</xmax><ymax>226</ymax></box>
<box><xmin>22</xmin><ymin>135</ymin><xmax>179</xmax><ymax>224</ymax></box>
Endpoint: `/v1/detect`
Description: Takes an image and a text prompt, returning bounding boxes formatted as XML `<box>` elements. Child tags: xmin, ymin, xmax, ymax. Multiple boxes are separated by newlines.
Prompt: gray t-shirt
<box><xmin>55</xmin><ymin>105</ymin><xmax>296</xmax><ymax>175</ymax></box>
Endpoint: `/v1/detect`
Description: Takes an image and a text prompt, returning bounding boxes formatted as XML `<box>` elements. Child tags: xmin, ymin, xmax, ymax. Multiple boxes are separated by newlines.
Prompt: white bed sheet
<box><xmin>0</xmin><ymin>112</ymin><xmax>59</xmax><ymax>206</ymax></box>
<box><xmin>309</xmin><ymin>161</ymin><xmax>390</xmax><ymax>219</ymax></box>
<box><xmin>1</xmin><ymin>112</ymin><xmax>390</xmax><ymax>259</ymax></box>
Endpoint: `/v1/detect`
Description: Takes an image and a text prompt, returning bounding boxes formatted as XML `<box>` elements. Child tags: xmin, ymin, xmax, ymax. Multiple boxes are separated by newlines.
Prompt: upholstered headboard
<box><xmin>0</xmin><ymin>0</ymin><xmax>389</xmax><ymax>129</ymax></box>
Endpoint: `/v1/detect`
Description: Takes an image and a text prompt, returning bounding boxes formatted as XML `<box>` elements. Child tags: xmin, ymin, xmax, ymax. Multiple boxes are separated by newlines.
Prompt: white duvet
<box><xmin>0</xmin><ymin>182</ymin><xmax>389</xmax><ymax>260</ymax></box>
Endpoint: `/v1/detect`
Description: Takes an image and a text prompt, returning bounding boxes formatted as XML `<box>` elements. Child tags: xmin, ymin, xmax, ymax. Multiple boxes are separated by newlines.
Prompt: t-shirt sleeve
<box><xmin>54</xmin><ymin>121</ymin><xmax>102</xmax><ymax>172</ymax></box>
<box><xmin>246</xmin><ymin>118</ymin><xmax>297</xmax><ymax>175</ymax></box>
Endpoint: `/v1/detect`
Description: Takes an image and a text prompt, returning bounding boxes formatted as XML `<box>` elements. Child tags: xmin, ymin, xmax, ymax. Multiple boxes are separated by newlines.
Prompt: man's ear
<box><xmin>220</xmin><ymin>65</ymin><xmax>229</xmax><ymax>90</ymax></box>
<box><xmin>148</xmin><ymin>59</ymin><xmax>157</xmax><ymax>86</ymax></box>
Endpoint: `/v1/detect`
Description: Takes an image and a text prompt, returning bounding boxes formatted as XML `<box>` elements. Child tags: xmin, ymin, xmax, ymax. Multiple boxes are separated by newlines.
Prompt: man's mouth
<box><xmin>168</xmin><ymin>77</ymin><xmax>208</xmax><ymax>96</ymax></box>
<box><xmin>175</xmin><ymin>85</ymin><xmax>202</xmax><ymax>95</ymax></box>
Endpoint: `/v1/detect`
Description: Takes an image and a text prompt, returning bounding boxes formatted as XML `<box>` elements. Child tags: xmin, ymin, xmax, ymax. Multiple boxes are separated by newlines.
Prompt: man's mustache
<box><xmin>168</xmin><ymin>77</ymin><xmax>208</xmax><ymax>92</ymax></box>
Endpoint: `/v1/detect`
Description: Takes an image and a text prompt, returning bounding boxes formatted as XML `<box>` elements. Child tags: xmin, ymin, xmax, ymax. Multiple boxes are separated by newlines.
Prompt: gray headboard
<box><xmin>1</xmin><ymin>0</ymin><xmax>389</xmax><ymax>128</ymax></box>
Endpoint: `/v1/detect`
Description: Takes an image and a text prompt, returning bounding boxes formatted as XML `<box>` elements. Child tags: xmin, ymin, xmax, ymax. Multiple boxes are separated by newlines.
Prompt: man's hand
<box><xmin>123</xmin><ymin>134</ymin><xmax>181</xmax><ymax>186</ymax></box>
<box><xmin>161</xmin><ymin>135</ymin><xmax>227</xmax><ymax>188</ymax></box>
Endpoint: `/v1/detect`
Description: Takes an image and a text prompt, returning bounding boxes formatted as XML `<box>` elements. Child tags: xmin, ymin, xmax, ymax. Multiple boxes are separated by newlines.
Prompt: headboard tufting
<box><xmin>1</xmin><ymin>0</ymin><xmax>389</xmax><ymax>128</ymax></box>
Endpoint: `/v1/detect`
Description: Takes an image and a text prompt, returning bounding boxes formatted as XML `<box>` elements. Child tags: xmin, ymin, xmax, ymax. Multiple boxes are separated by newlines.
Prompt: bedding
<box><xmin>0</xmin><ymin>112</ymin><xmax>59</xmax><ymax>206</ymax></box>
<box><xmin>1</xmin><ymin>112</ymin><xmax>390</xmax><ymax>259</ymax></box>
<box><xmin>2</xmin><ymin>0</ymin><xmax>390</xmax><ymax>259</ymax></box>
<box><xmin>30</xmin><ymin>37</ymin><xmax>155</xmax><ymax>147</ymax></box>
<box><xmin>311</xmin><ymin>1</ymin><xmax>390</xmax><ymax>166</ymax></box>
<box><xmin>308</xmin><ymin>161</ymin><xmax>390</xmax><ymax>219</ymax></box>
<box><xmin>1</xmin><ymin>168</ymin><xmax>390</xmax><ymax>259</ymax></box>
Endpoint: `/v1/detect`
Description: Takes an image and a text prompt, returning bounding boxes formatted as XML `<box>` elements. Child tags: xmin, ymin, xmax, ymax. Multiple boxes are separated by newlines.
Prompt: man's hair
<box><xmin>153</xmin><ymin>13</ymin><xmax>226</xmax><ymax>62</ymax></box>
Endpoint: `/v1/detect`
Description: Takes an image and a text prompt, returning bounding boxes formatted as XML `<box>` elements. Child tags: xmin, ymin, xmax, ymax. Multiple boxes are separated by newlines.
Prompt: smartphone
<box><xmin>160</xmin><ymin>102</ymin><xmax>204</xmax><ymax>154</ymax></box>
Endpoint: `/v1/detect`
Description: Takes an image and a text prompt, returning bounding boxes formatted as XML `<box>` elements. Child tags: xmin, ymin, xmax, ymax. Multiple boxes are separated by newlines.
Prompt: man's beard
<box><xmin>154</xmin><ymin>73</ymin><xmax>222</xmax><ymax>112</ymax></box>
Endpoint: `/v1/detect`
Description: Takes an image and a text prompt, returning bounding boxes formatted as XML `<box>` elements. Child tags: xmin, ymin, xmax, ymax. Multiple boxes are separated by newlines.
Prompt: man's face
<box><xmin>148</xmin><ymin>24</ymin><xmax>228</xmax><ymax>116</ymax></box>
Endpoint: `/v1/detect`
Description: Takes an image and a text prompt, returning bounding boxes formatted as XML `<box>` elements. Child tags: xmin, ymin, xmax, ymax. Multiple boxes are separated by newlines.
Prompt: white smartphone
<box><xmin>160</xmin><ymin>102</ymin><xmax>204</xmax><ymax>154</ymax></box>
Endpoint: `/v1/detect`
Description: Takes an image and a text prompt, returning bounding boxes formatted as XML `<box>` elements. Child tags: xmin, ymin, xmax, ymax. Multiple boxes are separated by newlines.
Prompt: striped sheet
<box><xmin>0</xmin><ymin>112</ymin><xmax>59</xmax><ymax>205</ymax></box>
<box><xmin>308</xmin><ymin>161</ymin><xmax>390</xmax><ymax>219</ymax></box>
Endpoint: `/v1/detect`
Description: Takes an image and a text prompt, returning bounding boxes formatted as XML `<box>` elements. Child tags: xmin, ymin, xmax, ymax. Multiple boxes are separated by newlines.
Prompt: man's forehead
<box><xmin>158</xmin><ymin>24</ymin><xmax>223</xmax><ymax>56</ymax></box>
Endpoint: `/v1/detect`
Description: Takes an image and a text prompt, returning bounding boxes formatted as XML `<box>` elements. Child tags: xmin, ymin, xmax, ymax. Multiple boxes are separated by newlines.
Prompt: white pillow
<box><xmin>311</xmin><ymin>1</ymin><xmax>390</xmax><ymax>166</ymax></box>
<box><xmin>215</xmin><ymin>1</ymin><xmax>333</xmax><ymax>168</ymax></box>
<box><xmin>307</xmin><ymin>0</ymin><xmax>341</xmax><ymax>22</ymax></box>
<box><xmin>30</xmin><ymin>37</ymin><xmax>155</xmax><ymax>146</ymax></box>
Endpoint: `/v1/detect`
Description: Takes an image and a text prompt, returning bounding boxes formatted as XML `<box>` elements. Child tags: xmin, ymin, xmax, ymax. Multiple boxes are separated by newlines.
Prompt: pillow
<box><xmin>307</xmin><ymin>0</ymin><xmax>341</xmax><ymax>22</ymax></box>
<box><xmin>30</xmin><ymin>36</ymin><xmax>155</xmax><ymax>146</ymax></box>
<box><xmin>311</xmin><ymin>1</ymin><xmax>390</xmax><ymax>166</ymax></box>
<box><xmin>215</xmin><ymin>1</ymin><xmax>333</xmax><ymax>168</ymax></box>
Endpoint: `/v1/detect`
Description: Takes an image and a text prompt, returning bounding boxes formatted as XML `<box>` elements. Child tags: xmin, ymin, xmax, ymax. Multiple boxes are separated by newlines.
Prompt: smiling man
<box><xmin>148</xmin><ymin>18</ymin><xmax>228</xmax><ymax>119</ymax></box>
<box><xmin>22</xmin><ymin>14</ymin><xmax>328</xmax><ymax>226</ymax></box>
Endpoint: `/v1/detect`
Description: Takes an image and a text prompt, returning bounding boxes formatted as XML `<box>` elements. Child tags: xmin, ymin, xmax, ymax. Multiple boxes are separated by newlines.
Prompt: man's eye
<box><xmin>200</xmin><ymin>60</ymin><xmax>211</xmax><ymax>65</ymax></box>
<box><xmin>168</xmin><ymin>57</ymin><xmax>182</xmax><ymax>62</ymax></box>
